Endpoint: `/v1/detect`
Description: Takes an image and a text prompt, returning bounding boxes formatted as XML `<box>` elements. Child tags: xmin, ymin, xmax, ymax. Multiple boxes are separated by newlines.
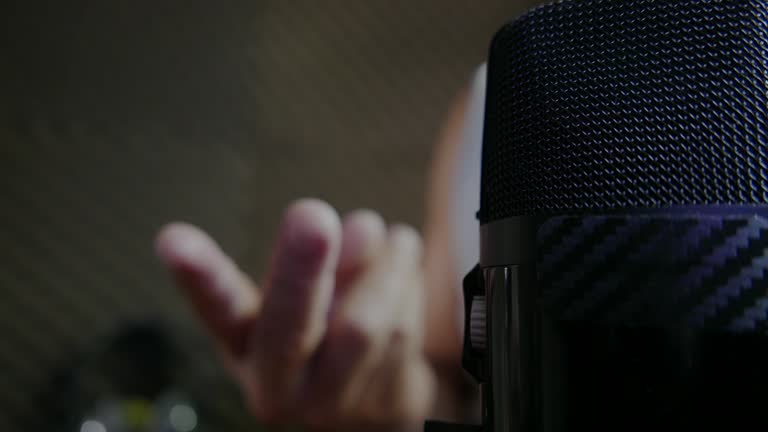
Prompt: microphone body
<box><xmin>444</xmin><ymin>1</ymin><xmax>768</xmax><ymax>431</ymax></box>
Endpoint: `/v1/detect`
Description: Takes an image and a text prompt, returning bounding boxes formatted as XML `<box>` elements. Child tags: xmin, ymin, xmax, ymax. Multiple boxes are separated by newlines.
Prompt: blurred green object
<box><xmin>41</xmin><ymin>322</ymin><xmax>206</xmax><ymax>432</ymax></box>
<box><xmin>79</xmin><ymin>393</ymin><xmax>199</xmax><ymax>432</ymax></box>
<box><xmin>75</xmin><ymin>323</ymin><xmax>198</xmax><ymax>432</ymax></box>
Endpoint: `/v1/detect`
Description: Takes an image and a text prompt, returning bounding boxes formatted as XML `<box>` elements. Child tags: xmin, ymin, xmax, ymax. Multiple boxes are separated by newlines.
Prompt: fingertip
<box><xmin>388</xmin><ymin>223</ymin><xmax>424</xmax><ymax>258</ymax></box>
<box><xmin>284</xmin><ymin>198</ymin><xmax>342</xmax><ymax>233</ymax></box>
<box><xmin>339</xmin><ymin>209</ymin><xmax>386</xmax><ymax>269</ymax></box>
<box><xmin>279</xmin><ymin>198</ymin><xmax>343</xmax><ymax>262</ymax></box>
<box><xmin>155</xmin><ymin>222</ymin><xmax>193</xmax><ymax>262</ymax></box>
<box><xmin>154</xmin><ymin>222</ymin><xmax>215</xmax><ymax>266</ymax></box>
<box><xmin>344</xmin><ymin>209</ymin><xmax>386</xmax><ymax>234</ymax></box>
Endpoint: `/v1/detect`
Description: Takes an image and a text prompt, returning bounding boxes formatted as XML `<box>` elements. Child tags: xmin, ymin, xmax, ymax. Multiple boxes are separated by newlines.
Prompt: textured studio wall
<box><xmin>0</xmin><ymin>1</ymin><xmax>539</xmax><ymax>430</ymax></box>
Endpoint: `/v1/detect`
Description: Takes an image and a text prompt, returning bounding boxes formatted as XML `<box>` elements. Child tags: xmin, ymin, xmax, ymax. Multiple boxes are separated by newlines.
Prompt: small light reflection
<box><xmin>169</xmin><ymin>404</ymin><xmax>198</xmax><ymax>431</ymax></box>
<box><xmin>80</xmin><ymin>419</ymin><xmax>107</xmax><ymax>432</ymax></box>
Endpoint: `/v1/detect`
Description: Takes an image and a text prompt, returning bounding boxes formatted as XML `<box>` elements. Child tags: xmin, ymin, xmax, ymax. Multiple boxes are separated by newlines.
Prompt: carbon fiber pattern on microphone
<box><xmin>480</xmin><ymin>0</ymin><xmax>768</xmax><ymax>223</ymax></box>
<box><xmin>537</xmin><ymin>215</ymin><xmax>768</xmax><ymax>331</ymax></box>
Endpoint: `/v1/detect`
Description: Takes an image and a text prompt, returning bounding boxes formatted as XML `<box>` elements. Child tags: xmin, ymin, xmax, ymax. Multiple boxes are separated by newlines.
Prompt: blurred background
<box><xmin>0</xmin><ymin>1</ymin><xmax>539</xmax><ymax>430</ymax></box>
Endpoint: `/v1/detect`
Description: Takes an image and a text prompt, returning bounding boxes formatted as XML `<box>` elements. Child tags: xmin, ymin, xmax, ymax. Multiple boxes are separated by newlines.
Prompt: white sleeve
<box><xmin>451</xmin><ymin>63</ymin><xmax>487</xmax><ymax>331</ymax></box>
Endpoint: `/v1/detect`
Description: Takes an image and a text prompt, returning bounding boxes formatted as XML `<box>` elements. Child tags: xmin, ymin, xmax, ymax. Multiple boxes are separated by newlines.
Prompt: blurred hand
<box><xmin>155</xmin><ymin>199</ymin><xmax>436</xmax><ymax>431</ymax></box>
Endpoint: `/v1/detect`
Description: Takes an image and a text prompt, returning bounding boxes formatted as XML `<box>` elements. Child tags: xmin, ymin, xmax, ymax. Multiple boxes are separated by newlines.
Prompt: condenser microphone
<box><xmin>428</xmin><ymin>1</ymin><xmax>768</xmax><ymax>431</ymax></box>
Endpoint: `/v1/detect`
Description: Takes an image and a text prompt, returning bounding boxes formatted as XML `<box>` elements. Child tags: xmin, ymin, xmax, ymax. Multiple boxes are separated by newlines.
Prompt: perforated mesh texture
<box><xmin>480</xmin><ymin>0</ymin><xmax>768</xmax><ymax>223</ymax></box>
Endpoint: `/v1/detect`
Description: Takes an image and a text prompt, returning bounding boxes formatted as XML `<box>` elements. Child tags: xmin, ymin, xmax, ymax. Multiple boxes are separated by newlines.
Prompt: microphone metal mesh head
<box><xmin>479</xmin><ymin>0</ymin><xmax>768</xmax><ymax>223</ymax></box>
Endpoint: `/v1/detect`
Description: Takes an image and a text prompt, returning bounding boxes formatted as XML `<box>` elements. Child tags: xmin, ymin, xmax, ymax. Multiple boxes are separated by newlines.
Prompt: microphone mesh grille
<box><xmin>480</xmin><ymin>0</ymin><xmax>768</xmax><ymax>223</ymax></box>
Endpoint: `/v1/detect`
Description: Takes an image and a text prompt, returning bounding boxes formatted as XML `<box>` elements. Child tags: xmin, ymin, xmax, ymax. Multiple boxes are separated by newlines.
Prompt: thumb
<box><xmin>155</xmin><ymin>222</ymin><xmax>261</xmax><ymax>356</ymax></box>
